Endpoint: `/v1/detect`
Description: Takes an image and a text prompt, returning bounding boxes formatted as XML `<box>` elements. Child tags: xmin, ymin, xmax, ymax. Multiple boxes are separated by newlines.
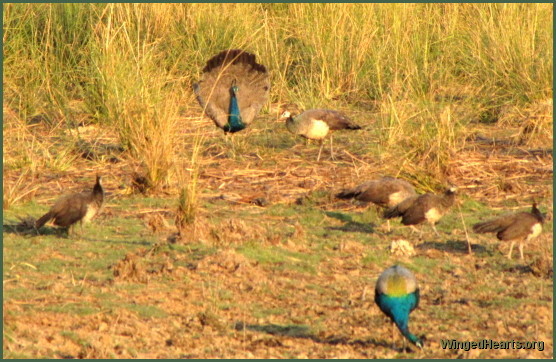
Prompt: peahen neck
<box><xmin>93</xmin><ymin>177</ymin><xmax>104</xmax><ymax>202</ymax></box>
<box><xmin>225</xmin><ymin>85</ymin><xmax>246</xmax><ymax>133</ymax></box>
<box><xmin>285</xmin><ymin>115</ymin><xmax>300</xmax><ymax>134</ymax></box>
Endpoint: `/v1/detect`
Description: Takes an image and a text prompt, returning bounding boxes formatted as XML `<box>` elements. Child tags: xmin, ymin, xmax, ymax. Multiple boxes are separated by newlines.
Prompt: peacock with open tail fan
<box><xmin>193</xmin><ymin>49</ymin><xmax>270</xmax><ymax>134</ymax></box>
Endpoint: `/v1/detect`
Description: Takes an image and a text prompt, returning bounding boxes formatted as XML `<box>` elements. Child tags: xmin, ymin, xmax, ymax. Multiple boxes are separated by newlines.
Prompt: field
<box><xmin>2</xmin><ymin>3</ymin><xmax>553</xmax><ymax>359</ymax></box>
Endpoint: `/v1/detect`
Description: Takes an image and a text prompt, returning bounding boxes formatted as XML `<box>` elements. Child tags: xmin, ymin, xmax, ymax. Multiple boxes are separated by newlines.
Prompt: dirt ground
<box><xmin>3</xmin><ymin>109</ymin><xmax>553</xmax><ymax>358</ymax></box>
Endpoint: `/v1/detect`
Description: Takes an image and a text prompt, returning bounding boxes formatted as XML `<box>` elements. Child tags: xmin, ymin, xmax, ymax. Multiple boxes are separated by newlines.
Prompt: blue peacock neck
<box><xmin>225</xmin><ymin>84</ymin><xmax>246</xmax><ymax>133</ymax></box>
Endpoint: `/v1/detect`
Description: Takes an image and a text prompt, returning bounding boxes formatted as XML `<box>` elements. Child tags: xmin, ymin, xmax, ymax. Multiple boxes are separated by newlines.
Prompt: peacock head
<box><xmin>230</xmin><ymin>80</ymin><xmax>239</xmax><ymax>95</ymax></box>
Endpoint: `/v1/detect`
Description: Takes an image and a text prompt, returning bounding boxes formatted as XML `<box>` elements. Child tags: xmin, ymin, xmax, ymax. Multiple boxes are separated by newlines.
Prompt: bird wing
<box><xmin>473</xmin><ymin>213</ymin><xmax>521</xmax><ymax>234</ymax></box>
<box><xmin>383</xmin><ymin>194</ymin><xmax>419</xmax><ymax>219</ymax></box>
<box><xmin>357</xmin><ymin>180</ymin><xmax>395</xmax><ymax>206</ymax></box>
<box><xmin>235</xmin><ymin>64</ymin><xmax>270</xmax><ymax>124</ymax></box>
<box><xmin>50</xmin><ymin>193</ymin><xmax>89</xmax><ymax>227</ymax></box>
<box><xmin>496</xmin><ymin>214</ymin><xmax>538</xmax><ymax>240</ymax></box>
<box><xmin>400</xmin><ymin>194</ymin><xmax>433</xmax><ymax>225</ymax></box>
<box><xmin>303</xmin><ymin>109</ymin><xmax>360</xmax><ymax>130</ymax></box>
<box><xmin>336</xmin><ymin>180</ymin><xmax>377</xmax><ymax>201</ymax></box>
<box><xmin>395</xmin><ymin>194</ymin><xmax>421</xmax><ymax>214</ymax></box>
<box><xmin>193</xmin><ymin>77</ymin><xmax>232</xmax><ymax>129</ymax></box>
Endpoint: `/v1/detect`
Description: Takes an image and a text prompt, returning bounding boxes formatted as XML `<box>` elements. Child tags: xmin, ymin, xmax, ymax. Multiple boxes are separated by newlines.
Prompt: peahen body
<box><xmin>473</xmin><ymin>203</ymin><xmax>544</xmax><ymax>260</ymax></box>
<box><xmin>35</xmin><ymin>175</ymin><xmax>105</xmax><ymax>235</ymax></box>
<box><xmin>193</xmin><ymin>49</ymin><xmax>270</xmax><ymax>133</ymax></box>
<box><xmin>375</xmin><ymin>265</ymin><xmax>423</xmax><ymax>350</ymax></box>
<box><xmin>337</xmin><ymin>177</ymin><xmax>417</xmax><ymax>231</ymax></box>
<box><xmin>383</xmin><ymin>186</ymin><xmax>457</xmax><ymax>237</ymax></box>
<box><xmin>336</xmin><ymin>177</ymin><xmax>416</xmax><ymax>209</ymax></box>
<box><xmin>282</xmin><ymin>109</ymin><xmax>361</xmax><ymax>161</ymax></box>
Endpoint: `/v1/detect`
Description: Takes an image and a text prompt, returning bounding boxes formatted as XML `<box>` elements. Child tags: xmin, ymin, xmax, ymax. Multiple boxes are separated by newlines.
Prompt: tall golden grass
<box><xmin>3</xmin><ymin>3</ymin><xmax>553</xmax><ymax>194</ymax></box>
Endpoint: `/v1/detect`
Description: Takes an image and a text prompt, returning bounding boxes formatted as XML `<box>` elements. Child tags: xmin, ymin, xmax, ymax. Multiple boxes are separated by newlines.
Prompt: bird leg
<box><xmin>329</xmin><ymin>135</ymin><xmax>335</xmax><ymax>160</ymax></box>
<box><xmin>410</xmin><ymin>225</ymin><xmax>423</xmax><ymax>240</ymax></box>
<box><xmin>507</xmin><ymin>241</ymin><xmax>515</xmax><ymax>259</ymax></box>
<box><xmin>431</xmin><ymin>224</ymin><xmax>440</xmax><ymax>237</ymax></box>
<box><xmin>316</xmin><ymin>140</ymin><xmax>325</xmax><ymax>162</ymax></box>
<box><xmin>391</xmin><ymin>322</ymin><xmax>397</xmax><ymax>350</ymax></box>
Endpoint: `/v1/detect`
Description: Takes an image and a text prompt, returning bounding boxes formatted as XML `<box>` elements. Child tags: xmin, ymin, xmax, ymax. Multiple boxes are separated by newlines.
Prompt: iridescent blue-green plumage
<box><xmin>223</xmin><ymin>84</ymin><xmax>245</xmax><ymax>133</ymax></box>
<box><xmin>375</xmin><ymin>265</ymin><xmax>423</xmax><ymax>349</ymax></box>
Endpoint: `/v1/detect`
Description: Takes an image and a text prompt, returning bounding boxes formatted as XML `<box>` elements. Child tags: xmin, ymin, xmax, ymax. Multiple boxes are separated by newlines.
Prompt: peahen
<box><xmin>375</xmin><ymin>265</ymin><xmax>423</xmax><ymax>350</ymax></box>
<box><xmin>336</xmin><ymin>177</ymin><xmax>417</xmax><ymax>231</ymax></box>
<box><xmin>193</xmin><ymin>49</ymin><xmax>270</xmax><ymax>133</ymax></box>
<box><xmin>35</xmin><ymin>175</ymin><xmax>105</xmax><ymax>236</ymax></box>
<box><xmin>282</xmin><ymin>109</ymin><xmax>361</xmax><ymax>161</ymax></box>
<box><xmin>472</xmin><ymin>203</ymin><xmax>544</xmax><ymax>260</ymax></box>
<box><xmin>383</xmin><ymin>186</ymin><xmax>457</xmax><ymax>237</ymax></box>
<box><xmin>336</xmin><ymin>177</ymin><xmax>417</xmax><ymax>208</ymax></box>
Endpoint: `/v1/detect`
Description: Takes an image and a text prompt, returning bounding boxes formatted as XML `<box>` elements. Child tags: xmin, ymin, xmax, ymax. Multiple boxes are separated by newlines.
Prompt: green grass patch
<box><xmin>237</xmin><ymin>242</ymin><xmax>320</xmax><ymax>274</ymax></box>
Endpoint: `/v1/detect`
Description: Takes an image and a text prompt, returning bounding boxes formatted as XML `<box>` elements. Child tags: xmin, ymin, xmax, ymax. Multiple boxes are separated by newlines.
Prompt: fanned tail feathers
<box><xmin>194</xmin><ymin>49</ymin><xmax>270</xmax><ymax>130</ymax></box>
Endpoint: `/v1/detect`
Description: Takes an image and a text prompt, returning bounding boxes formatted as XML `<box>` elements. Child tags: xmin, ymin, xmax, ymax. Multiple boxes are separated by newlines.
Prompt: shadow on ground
<box><xmin>324</xmin><ymin>211</ymin><xmax>375</xmax><ymax>234</ymax></box>
<box><xmin>417</xmin><ymin>239</ymin><xmax>489</xmax><ymax>255</ymax></box>
<box><xmin>3</xmin><ymin>222</ymin><xmax>152</xmax><ymax>246</ymax></box>
<box><xmin>234</xmin><ymin>322</ymin><xmax>391</xmax><ymax>349</ymax></box>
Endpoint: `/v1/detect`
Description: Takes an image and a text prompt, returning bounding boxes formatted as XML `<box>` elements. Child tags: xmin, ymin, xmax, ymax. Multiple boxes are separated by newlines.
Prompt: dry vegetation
<box><xmin>3</xmin><ymin>3</ymin><xmax>553</xmax><ymax>359</ymax></box>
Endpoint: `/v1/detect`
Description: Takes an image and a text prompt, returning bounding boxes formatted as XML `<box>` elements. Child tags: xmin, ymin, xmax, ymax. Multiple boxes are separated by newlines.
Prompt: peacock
<box><xmin>375</xmin><ymin>265</ymin><xmax>423</xmax><ymax>350</ymax></box>
<box><xmin>193</xmin><ymin>49</ymin><xmax>270</xmax><ymax>133</ymax></box>
<box><xmin>383</xmin><ymin>186</ymin><xmax>457</xmax><ymax>237</ymax></box>
<box><xmin>282</xmin><ymin>109</ymin><xmax>361</xmax><ymax>161</ymax></box>
<box><xmin>472</xmin><ymin>202</ymin><xmax>544</xmax><ymax>260</ymax></box>
<box><xmin>35</xmin><ymin>175</ymin><xmax>105</xmax><ymax>236</ymax></box>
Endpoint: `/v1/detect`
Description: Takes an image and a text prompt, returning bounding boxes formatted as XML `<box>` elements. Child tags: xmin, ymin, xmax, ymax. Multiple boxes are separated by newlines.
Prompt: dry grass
<box><xmin>2</xmin><ymin>3</ymin><xmax>553</xmax><ymax>359</ymax></box>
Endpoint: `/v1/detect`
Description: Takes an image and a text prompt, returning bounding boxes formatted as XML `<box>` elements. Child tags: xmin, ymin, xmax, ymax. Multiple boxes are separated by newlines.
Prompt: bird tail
<box><xmin>202</xmin><ymin>49</ymin><xmax>267</xmax><ymax>74</ymax></box>
<box><xmin>335</xmin><ymin>188</ymin><xmax>360</xmax><ymax>200</ymax></box>
<box><xmin>383</xmin><ymin>206</ymin><xmax>402</xmax><ymax>219</ymax></box>
<box><xmin>35</xmin><ymin>211</ymin><xmax>53</xmax><ymax>229</ymax></box>
<box><xmin>472</xmin><ymin>220</ymin><xmax>504</xmax><ymax>234</ymax></box>
<box><xmin>346</xmin><ymin>124</ymin><xmax>362</xmax><ymax>130</ymax></box>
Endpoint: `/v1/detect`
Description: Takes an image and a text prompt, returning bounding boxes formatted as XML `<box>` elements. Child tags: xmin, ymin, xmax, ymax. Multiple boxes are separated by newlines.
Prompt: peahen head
<box><xmin>280</xmin><ymin>111</ymin><xmax>292</xmax><ymax>119</ymax></box>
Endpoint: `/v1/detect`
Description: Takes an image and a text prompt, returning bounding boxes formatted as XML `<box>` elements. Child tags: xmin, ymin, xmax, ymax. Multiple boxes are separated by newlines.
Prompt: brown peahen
<box><xmin>472</xmin><ymin>203</ymin><xmax>544</xmax><ymax>260</ymax></box>
<box><xmin>337</xmin><ymin>177</ymin><xmax>417</xmax><ymax>231</ymax></box>
<box><xmin>383</xmin><ymin>186</ymin><xmax>457</xmax><ymax>237</ymax></box>
<box><xmin>282</xmin><ymin>109</ymin><xmax>361</xmax><ymax>161</ymax></box>
<box><xmin>35</xmin><ymin>175</ymin><xmax>105</xmax><ymax>235</ymax></box>
<box><xmin>336</xmin><ymin>177</ymin><xmax>416</xmax><ymax>209</ymax></box>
